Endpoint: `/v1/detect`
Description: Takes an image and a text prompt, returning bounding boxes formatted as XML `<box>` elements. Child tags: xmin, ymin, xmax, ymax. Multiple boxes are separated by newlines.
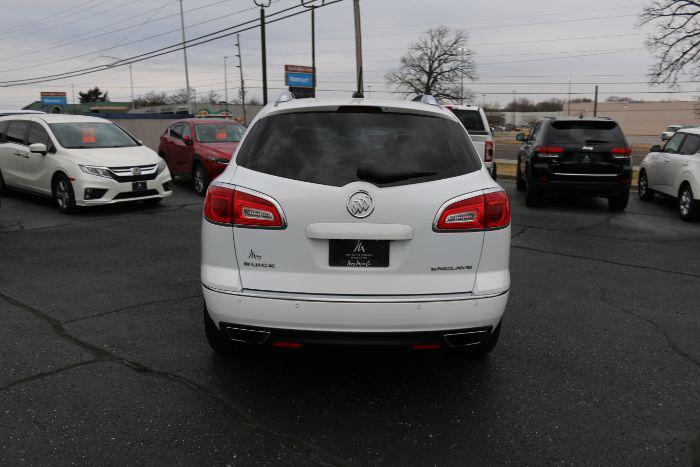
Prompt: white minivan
<box><xmin>201</xmin><ymin>94</ymin><xmax>511</xmax><ymax>355</ymax></box>
<box><xmin>0</xmin><ymin>114</ymin><xmax>172</xmax><ymax>213</ymax></box>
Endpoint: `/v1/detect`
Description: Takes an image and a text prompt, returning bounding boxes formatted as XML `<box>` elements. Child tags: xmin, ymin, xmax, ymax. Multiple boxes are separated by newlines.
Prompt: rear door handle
<box><xmin>14</xmin><ymin>152</ymin><xmax>28</xmax><ymax>158</ymax></box>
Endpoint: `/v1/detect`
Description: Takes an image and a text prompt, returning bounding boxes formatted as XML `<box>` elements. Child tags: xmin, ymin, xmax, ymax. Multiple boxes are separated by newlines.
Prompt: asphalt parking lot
<box><xmin>1</xmin><ymin>179</ymin><xmax>699</xmax><ymax>465</ymax></box>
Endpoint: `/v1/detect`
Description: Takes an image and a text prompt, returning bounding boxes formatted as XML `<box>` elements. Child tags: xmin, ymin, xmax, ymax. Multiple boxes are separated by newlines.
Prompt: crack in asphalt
<box><xmin>0</xmin><ymin>290</ymin><xmax>344</xmax><ymax>466</ymax></box>
<box><xmin>596</xmin><ymin>288</ymin><xmax>700</xmax><ymax>369</ymax></box>
<box><xmin>511</xmin><ymin>244</ymin><xmax>700</xmax><ymax>279</ymax></box>
<box><xmin>0</xmin><ymin>202</ymin><xmax>202</xmax><ymax>234</ymax></box>
<box><xmin>0</xmin><ymin>360</ymin><xmax>99</xmax><ymax>393</ymax></box>
<box><xmin>60</xmin><ymin>294</ymin><xmax>202</xmax><ymax>325</ymax></box>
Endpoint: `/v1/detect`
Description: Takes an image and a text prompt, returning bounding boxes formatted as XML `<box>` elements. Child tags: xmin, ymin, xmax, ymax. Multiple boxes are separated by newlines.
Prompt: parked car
<box><xmin>0</xmin><ymin>110</ymin><xmax>46</xmax><ymax>117</ymax></box>
<box><xmin>639</xmin><ymin>128</ymin><xmax>700</xmax><ymax>221</ymax></box>
<box><xmin>201</xmin><ymin>94</ymin><xmax>511</xmax><ymax>355</ymax></box>
<box><xmin>158</xmin><ymin>118</ymin><xmax>246</xmax><ymax>196</ymax></box>
<box><xmin>0</xmin><ymin>114</ymin><xmax>172</xmax><ymax>213</ymax></box>
<box><xmin>660</xmin><ymin>124</ymin><xmax>694</xmax><ymax>142</ymax></box>
<box><xmin>515</xmin><ymin>117</ymin><xmax>632</xmax><ymax>211</ymax></box>
<box><xmin>444</xmin><ymin>104</ymin><xmax>497</xmax><ymax>179</ymax></box>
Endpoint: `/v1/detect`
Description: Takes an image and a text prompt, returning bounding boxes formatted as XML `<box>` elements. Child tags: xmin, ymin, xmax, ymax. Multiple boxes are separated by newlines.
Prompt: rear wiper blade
<box><xmin>585</xmin><ymin>139</ymin><xmax>611</xmax><ymax>144</ymax></box>
<box><xmin>356</xmin><ymin>167</ymin><xmax>437</xmax><ymax>184</ymax></box>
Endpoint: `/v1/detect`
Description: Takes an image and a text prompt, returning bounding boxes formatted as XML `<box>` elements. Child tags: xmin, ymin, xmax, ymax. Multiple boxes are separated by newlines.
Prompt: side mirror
<box><xmin>515</xmin><ymin>133</ymin><xmax>526</xmax><ymax>142</ymax></box>
<box><xmin>29</xmin><ymin>143</ymin><xmax>47</xmax><ymax>155</ymax></box>
<box><xmin>650</xmin><ymin>145</ymin><xmax>661</xmax><ymax>153</ymax></box>
<box><xmin>182</xmin><ymin>135</ymin><xmax>192</xmax><ymax>145</ymax></box>
<box><xmin>660</xmin><ymin>133</ymin><xmax>670</xmax><ymax>141</ymax></box>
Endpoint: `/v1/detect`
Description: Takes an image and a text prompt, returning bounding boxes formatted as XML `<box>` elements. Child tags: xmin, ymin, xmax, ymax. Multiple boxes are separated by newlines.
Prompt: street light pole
<box><xmin>567</xmin><ymin>76</ymin><xmax>572</xmax><ymax>116</ymax></box>
<box><xmin>512</xmin><ymin>90</ymin><xmax>516</xmax><ymax>127</ymax></box>
<box><xmin>254</xmin><ymin>0</ymin><xmax>271</xmax><ymax>105</ymax></box>
<box><xmin>101</xmin><ymin>55</ymin><xmax>134</xmax><ymax>111</ymax></box>
<box><xmin>224</xmin><ymin>56</ymin><xmax>229</xmax><ymax>116</ymax></box>
<box><xmin>235</xmin><ymin>34</ymin><xmax>247</xmax><ymax>124</ymax></box>
<box><xmin>179</xmin><ymin>0</ymin><xmax>193</xmax><ymax>114</ymax></box>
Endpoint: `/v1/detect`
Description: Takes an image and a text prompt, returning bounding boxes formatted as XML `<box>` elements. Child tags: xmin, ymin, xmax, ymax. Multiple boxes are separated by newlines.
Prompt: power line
<box><xmin>0</xmin><ymin>0</ymin><xmax>111</xmax><ymax>38</ymax></box>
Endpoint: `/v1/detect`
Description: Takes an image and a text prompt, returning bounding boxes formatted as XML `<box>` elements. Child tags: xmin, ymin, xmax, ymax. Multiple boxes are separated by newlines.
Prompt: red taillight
<box><xmin>233</xmin><ymin>190</ymin><xmax>284</xmax><ymax>228</ymax></box>
<box><xmin>204</xmin><ymin>186</ymin><xmax>284</xmax><ymax>228</ymax></box>
<box><xmin>411</xmin><ymin>344</ymin><xmax>441</xmax><ymax>350</ymax></box>
<box><xmin>272</xmin><ymin>342</ymin><xmax>303</xmax><ymax>348</ymax></box>
<box><xmin>537</xmin><ymin>146</ymin><xmax>564</xmax><ymax>155</ymax></box>
<box><xmin>435</xmin><ymin>191</ymin><xmax>510</xmax><ymax>231</ymax></box>
<box><xmin>484</xmin><ymin>140</ymin><xmax>494</xmax><ymax>162</ymax></box>
<box><xmin>612</xmin><ymin>147</ymin><xmax>632</xmax><ymax>157</ymax></box>
<box><xmin>204</xmin><ymin>185</ymin><xmax>235</xmax><ymax>225</ymax></box>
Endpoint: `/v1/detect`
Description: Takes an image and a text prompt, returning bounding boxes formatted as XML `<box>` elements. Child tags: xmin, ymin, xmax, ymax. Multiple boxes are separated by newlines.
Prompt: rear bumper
<box><xmin>203</xmin><ymin>285</ymin><xmax>509</xmax><ymax>334</ymax></box>
<box><xmin>532</xmin><ymin>179</ymin><xmax>630</xmax><ymax>196</ymax></box>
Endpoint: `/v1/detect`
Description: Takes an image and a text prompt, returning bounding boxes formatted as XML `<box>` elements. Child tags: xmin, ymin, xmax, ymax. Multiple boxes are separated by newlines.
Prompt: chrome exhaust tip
<box><xmin>223</xmin><ymin>326</ymin><xmax>270</xmax><ymax>345</ymax></box>
<box><xmin>443</xmin><ymin>329</ymin><xmax>489</xmax><ymax>348</ymax></box>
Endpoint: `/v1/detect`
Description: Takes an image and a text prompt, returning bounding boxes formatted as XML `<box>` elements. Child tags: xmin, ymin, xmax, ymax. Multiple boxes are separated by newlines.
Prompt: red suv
<box><xmin>158</xmin><ymin>119</ymin><xmax>246</xmax><ymax>196</ymax></box>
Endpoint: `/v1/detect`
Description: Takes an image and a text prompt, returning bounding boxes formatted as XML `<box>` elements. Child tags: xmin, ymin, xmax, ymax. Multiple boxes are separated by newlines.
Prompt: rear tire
<box><xmin>638</xmin><ymin>170</ymin><xmax>654</xmax><ymax>201</ymax></box>
<box><xmin>0</xmin><ymin>170</ymin><xmax>6</xmax><ymax>196</ymax></box>
<box><xmin>678</xmin><ymin>183</ymin><xmax>699</xmax><ymax>222</ymax></box>
<box><xmin>524</xmin><ymin>170</ymin><xmax>540</xmax><ymax>207</ymax></box>
<box><xmin>52</xmin><ymin>173</ymin><xmax>77</xmax><ymax>214</ymax></box>
<box><xmin>516</xmin><ymin>160</ymin><xmax>526</xmax><ymax>191</ymax></box>
<box><xmin>204</xmin><ymin>302</ymin><xmax>233</xmax><ymax>354</ymax></box>
<box><xmin>490</xmin><ymin>162</ymin><xmax>497</xmax><ymax>180</ymax></box>
<box><xmin>608</xmin><ymin>192</ymin><xmax>629</xmax><ymax>212</ymax></box>
<box><xmin>192</xmin><ymin>162</ymin><xmax>209</xmax><ymax>197</ymax></box>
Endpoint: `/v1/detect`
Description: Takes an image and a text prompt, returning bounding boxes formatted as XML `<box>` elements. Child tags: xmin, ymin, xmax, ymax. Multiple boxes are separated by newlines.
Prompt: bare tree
<box><xmin>640</xmin><ymin>0</ymin><xmax>700</xmax><ymax>85</ymax></box>
<box><xmin>386</xmin><ymin>26</ymin><xmax>477</xmax><ymax>102</ymax></box>
<box><xmin>197</xmin><ymin>90</ymin><xmax>220</xmax><ymax>104</ymax></box>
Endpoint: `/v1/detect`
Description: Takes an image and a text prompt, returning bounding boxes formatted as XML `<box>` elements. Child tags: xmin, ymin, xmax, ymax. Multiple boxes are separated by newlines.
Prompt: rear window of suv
<box><xmin>548</xmin><ymin>120</ymin><xmax>626</xmax><ymax>145</ymax></box>
<box><xmin>236</xmin><ymin>111</ymin><xmax>482</xmax><ymax>187</ymax></box>
<box><xmin>449</xmin><ymin>109</ymin><xmax>488</xmax><ymax>135</ymax></box>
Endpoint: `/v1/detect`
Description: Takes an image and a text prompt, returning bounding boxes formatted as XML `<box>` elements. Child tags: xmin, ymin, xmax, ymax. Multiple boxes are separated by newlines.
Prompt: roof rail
<box><xmin>412</xmin><ymin>94</ymin><xmax>440</xmax><ymax>106</ymax></box>
<box><xmin>275</xmin><ymin>91</ymin><xmax>296</xmax><ymax>106</ymax></box>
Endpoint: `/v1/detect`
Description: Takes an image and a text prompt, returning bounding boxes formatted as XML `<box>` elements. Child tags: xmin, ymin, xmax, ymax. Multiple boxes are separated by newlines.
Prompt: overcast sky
<box><xmin>0</xmin><ymin>0</ymin><xmax>695</xmax><ymax>108</ymax></box>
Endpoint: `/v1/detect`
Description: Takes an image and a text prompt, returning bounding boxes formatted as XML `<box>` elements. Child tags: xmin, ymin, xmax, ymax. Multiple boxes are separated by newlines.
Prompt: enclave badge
<box><xmin>346</xmin><ymin>191</ymin><xmax>374</xmax><ymax>218</ymax></box>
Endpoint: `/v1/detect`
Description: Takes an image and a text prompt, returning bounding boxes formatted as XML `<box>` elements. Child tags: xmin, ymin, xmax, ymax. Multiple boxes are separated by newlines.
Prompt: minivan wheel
<box><xmin>52</xmin><ymin>174</ymin><xmax>77</xmax><ymax>214</ymax></box>
<box><xmin>608</xmin><ymin>192</ymin><xmax>629</xmax><ymax>212</ymax></box>
<box><xmin>638</xmin><ymin>170</ymin><xmax>654</xmax><ymax>201</ymax></box>
<box><xmin>204</xmin><ymin>303</ymin><xmax>233</xmax><ymax>354</ymax></box>
<box><xmin>678</xmin><ymin>184</ymin><xmax>699</xmax><ymax>221</ymax></box>
<box><xmin>193</xmin><ymin>162</ymin><xmax>209</xmax><ymax>196</ymax></box>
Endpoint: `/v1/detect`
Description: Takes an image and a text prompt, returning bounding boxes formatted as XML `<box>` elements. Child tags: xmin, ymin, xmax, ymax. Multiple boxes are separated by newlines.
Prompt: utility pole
<box><xmin>482</xmin><ymin>93</ymin><xmax>486</xmax><ymax>108</ymax></box>
<box><xmin>254</xmin><ymin>0</ymin><xmax>270</xmax><ymax>105</ymax></box>
<box><xmin>512</xmin><ymin>90</ymin><xmax>516</xmax><ymax>127</ymax></box>
<box><xmin>179</xmin><ymin>0</ymin><xmax>193</xmax><ymax>114</ymax></box>
<box><xmin>128</xmin><ymin>63</ymin><xmax>134</xmax><ymax>110</ymax></box>
<box><xmin>235</xmin><ymin>34</ymin><xmax>247</xmax><ymax>125</ymax></box>
<box><xmin>352</xmin><ymin>0</ymin><xmax>364</xmax><ymax>97</ymax></box>
<box><xmin>224</xmin><ymin>56</ymin><xmax>229</xmax><ymax>116</ymax></box>
<box><xmin>593</xmin><ymin>85</ymin><xmax>599</xmax><ymax>117</ymax></box>
<box><xmin>567</xmin><ymin>76</ymin><xmax>572</xmax><ymax>116</ymax></box>
<box><xmin>301</xmin><ymin>1</ymin><xmax>323</xmax><ymax>97</ymax></box>
<box><xmin>459</xmin><ymin>47</ymin><xmax>465</xmax><ymax>105</ymax></box>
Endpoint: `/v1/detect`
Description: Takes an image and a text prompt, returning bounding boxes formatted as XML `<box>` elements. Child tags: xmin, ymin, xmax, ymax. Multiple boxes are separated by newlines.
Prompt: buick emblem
<box><xmin>132</xmin><ymin>167</ymin><xmax>141</xmax><ymax>176</ymax></box>
<box><xmin>346</xmin><ymin>191</ymin><xmax>374</xmax><ymax>218</ymax></box>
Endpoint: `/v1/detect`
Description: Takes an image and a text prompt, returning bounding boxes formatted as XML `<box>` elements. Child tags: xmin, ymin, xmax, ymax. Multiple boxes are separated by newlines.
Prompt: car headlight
<box><xmin>79</xmin><ymin>164</ymin><xmax>112</xmax><ymax>178</ymax></box>
<box><xmin>156</xmin><ymin>159</ymin><xmax>167</xmax><ymax>175</ymax></box>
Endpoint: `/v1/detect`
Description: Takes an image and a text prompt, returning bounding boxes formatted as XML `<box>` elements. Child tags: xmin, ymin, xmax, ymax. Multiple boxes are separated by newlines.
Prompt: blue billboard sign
<box><xmin>41</xmin><ymin>95</ymin><xmax>68</xmax><ymax>105</ymax></box>
<box><xmin>285</xmin><ymin>72</ymin><xmax>314</xmax><ymax>88</ymax></box>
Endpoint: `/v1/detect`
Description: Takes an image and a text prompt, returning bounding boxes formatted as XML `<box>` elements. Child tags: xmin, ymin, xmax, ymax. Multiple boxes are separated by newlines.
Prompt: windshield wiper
<box><xmin>356</xmin><ymin>167</ymin><xmax>437</xmax><ymax>184</ymax></box>
<box><xmin>585</xmin><ymin>139</ymin><xmax>611</xmax><ymax>144</ymax></box>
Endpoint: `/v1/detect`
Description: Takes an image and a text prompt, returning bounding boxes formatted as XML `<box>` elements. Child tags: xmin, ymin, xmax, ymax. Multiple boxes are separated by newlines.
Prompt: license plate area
<box><xmin>132</xmin><ymin>181</ymin><xmax>147</xmax><ymax>192</ymax></box>
<box><xmin>329</xmin><ymin>239</ymin><xmax>389</xmax><ymax>268</ymax></box>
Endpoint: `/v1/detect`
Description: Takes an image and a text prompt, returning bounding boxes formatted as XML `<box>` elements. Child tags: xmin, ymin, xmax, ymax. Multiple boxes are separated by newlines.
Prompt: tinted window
<box><xmin>195</xmin><ymin>123</ymin><xmax>245</xmax><ymax>143</ymax></box>
<box><xmin>548</xmin><ymin>120</ymin><xmax>626</xmax><ymax>145</ymax></box>
<box><xmin>181</xmin><ymin>124</ymin><xmax>191</xmax><ymax>140</ymax></box>
<box><xmin>6</xmin><ymin>120</ymin><xmax>29</xmax><ymax>145</ymax></box>
<box><xmin>236</xmin><ymin>111</ymin><xmax>481</xmax><ymax>187</ymax></box>
<box><xmin>48</xmin><ymin>122</ymin><xmax>138</xmax><ymax>149</ymax></box>
<box><xmin>679</xmin><ymin>134</ymin><xmax>700</xmax><ymax>155</ymax></box>
<box><xmin>530</xmin><ymin>122</ymin><xmax>542</xmax><ymax>142</ymax></box>
<box><xmin>664</xmin><ymin>132</ymin><xmax>685</xmax><ymax>154</ymax></box>
<box><xmin>449</xmin><ymin>109</ymin><xmax>487</xmax><ymax>135</ymax></box>
<box><xmin>170</xmin><ymin>124</ymin><xmax>183</xmax><ymax>139</ymax></box>
<box><xmin>0</xmin><ymin>121</ymin><xmax>7</xmax><ymax>143</ymax></box>
<box><xmin>28</xmin><ymin>123</ymin><xmax>50</xmax><ymax>146</ymax></box>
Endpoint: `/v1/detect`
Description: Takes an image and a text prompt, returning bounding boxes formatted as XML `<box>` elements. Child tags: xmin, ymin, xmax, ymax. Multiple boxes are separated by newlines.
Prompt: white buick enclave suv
<box><xmin>201</xmin><ymin>94</ymin><xmax>511</xmax><ymax>355</ymax></box>
<box><xmin>0</xmin><ymin>114</ymin><xmax>172</xmax><ymax>213</ymax></box>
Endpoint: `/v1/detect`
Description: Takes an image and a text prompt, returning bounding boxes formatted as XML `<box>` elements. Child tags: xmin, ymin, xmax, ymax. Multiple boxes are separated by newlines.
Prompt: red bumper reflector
<box><xmin>272</xmin><ymin>342</ymin><xmax>303</xmax><ymax>348</ymax></box>
<box><xmin>411</xmin><ymin>344</ymin><xmax>441</xmax><ymax>350</ymax></box>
